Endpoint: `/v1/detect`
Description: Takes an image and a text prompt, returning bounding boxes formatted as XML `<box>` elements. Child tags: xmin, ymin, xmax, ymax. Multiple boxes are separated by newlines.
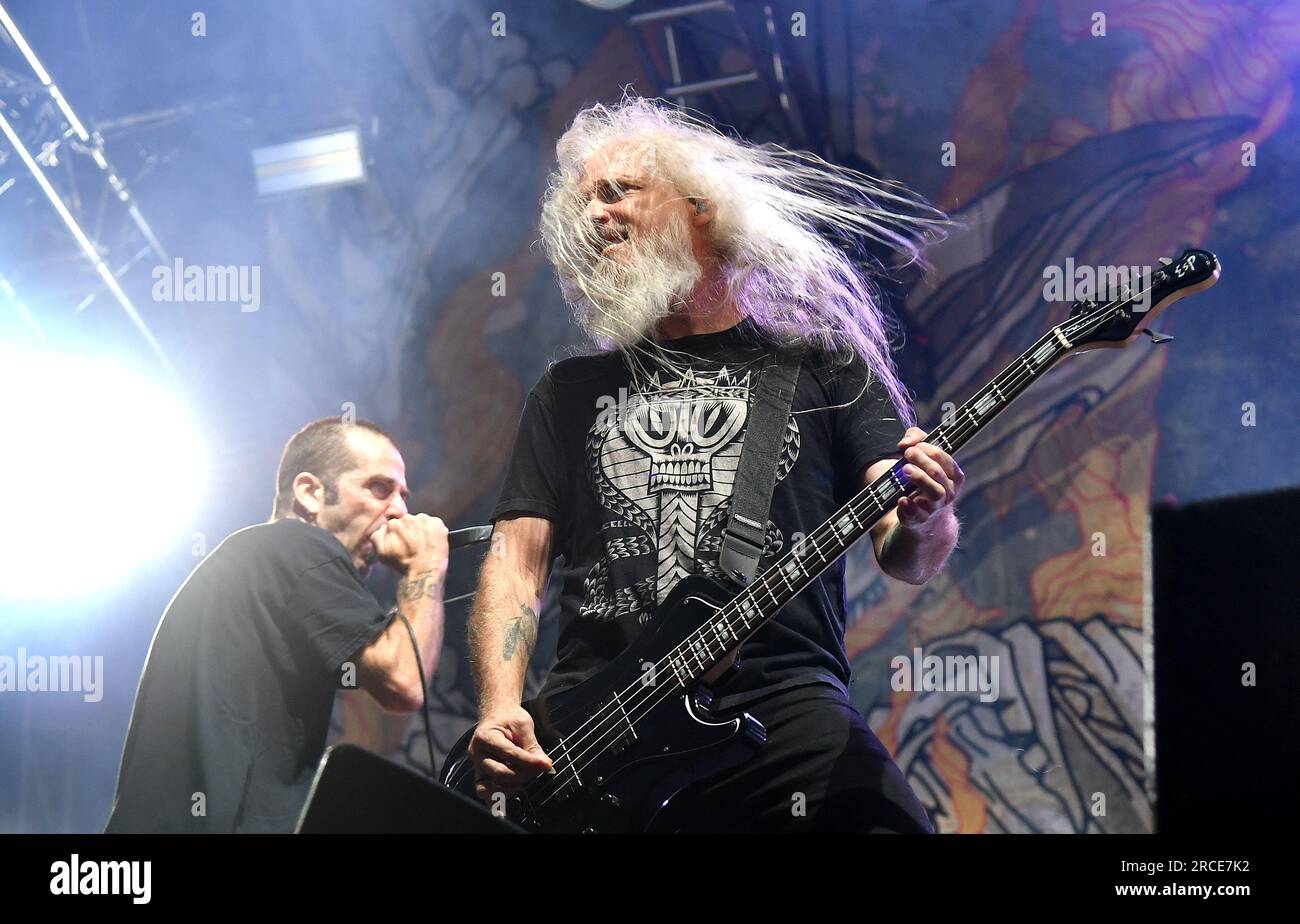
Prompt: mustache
<box><xmin>577</xmin><ymin>220</ymin><xmax>631</xmax><ymax>260</ymax></box>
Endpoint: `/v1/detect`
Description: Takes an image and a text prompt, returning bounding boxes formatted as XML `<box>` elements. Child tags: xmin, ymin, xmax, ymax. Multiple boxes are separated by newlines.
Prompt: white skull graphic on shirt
<box><xmin>581</xmin><ymin>365</ymin><xmax>800</xmax><ymax>623</ymax></box>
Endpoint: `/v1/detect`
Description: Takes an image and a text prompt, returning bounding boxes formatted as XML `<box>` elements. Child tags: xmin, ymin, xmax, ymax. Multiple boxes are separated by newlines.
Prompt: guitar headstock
<box><xmin>1064</xmin><ymin>248</ymin><xmax>1220</xmax><ymax>351</ymax></box>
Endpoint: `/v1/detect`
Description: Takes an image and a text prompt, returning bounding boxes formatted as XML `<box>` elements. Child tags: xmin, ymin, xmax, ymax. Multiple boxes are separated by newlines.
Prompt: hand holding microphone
<box><xmin>371</xmin><ymin>514</ymin><xmax>450</xmax><ymax>578</ymax></box>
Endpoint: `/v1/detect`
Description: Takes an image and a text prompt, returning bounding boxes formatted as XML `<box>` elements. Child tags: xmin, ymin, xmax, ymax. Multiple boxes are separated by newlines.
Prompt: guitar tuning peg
<box><xmin>1158</xmin><ymin>257</ymin><xmax>1174</xmax><ymax>265</ymax></box>
<box><xmin>1142</xmin><ymin>329</ymin><xmax>1174</xmax><ymax>344</ymax></box>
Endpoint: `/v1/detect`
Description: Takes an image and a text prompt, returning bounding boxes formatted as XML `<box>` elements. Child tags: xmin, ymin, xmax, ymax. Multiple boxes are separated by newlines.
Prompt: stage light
<box><xmin>252</xmin><ymin>127</ymin><xmax>365</xmax><ymax>198</ymax></box>
<box><xmin>0</xmin><ymin>350</ymin><xmax>207</xmax><ymax>601</ymax></box>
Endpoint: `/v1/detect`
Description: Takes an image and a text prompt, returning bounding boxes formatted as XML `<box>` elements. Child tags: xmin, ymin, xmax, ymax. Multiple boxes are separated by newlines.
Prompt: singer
<box><xmin>105</xmin><ymin>417</ymin><xmax>449</xmax><ymax>833</ymax></box>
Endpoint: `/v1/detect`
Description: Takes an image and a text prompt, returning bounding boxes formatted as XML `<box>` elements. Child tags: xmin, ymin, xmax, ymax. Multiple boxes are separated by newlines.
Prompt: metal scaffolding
<box><xmin>0</xmin><ymin>2</ymin><xmax>171</xmax><ymax>369</ymax></box>
<box><xmin>621</xmin><ymin>0</ymin><xmax>858</xmax><ymax>161</ymax></box>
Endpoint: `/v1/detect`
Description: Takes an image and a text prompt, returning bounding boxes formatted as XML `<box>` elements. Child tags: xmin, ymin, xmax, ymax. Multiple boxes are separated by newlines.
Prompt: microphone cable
<box><xmin>395</xmin><ymin>524</ymin><xmax>494</xmax><ymax>780</ymax></box>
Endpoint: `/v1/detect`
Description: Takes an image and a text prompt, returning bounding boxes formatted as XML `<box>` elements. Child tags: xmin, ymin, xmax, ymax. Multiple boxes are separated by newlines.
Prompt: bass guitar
<box><xmin>440</xmin><ymin>248</ymin><xmax>1220</xmax><ymax>832</ymax></box>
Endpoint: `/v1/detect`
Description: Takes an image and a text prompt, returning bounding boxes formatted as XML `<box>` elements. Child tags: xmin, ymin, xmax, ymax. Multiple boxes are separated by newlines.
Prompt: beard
<box><xmin>556</xmin><ymin>211</ymin><xmax>703</xmax><ymax>349</ymax></box>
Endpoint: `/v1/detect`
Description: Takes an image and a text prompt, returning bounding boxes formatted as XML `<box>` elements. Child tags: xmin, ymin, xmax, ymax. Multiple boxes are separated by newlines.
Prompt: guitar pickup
<box><xmin>609</xmin><ymin>732</ymin><xmax>637</xmax><ymax>757</ymax></box>
<box><xmin>548</xmin><ymin>740</ymin><xmax>583</xmax><ymax>799</ymax></box>
<box><xmin>605</xmin><ymin>694</ymin><xmax>638</xmax><ymax>756</ymax></box>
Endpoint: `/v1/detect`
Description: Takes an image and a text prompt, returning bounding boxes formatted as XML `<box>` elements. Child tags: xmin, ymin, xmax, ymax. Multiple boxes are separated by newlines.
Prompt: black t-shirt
<box><xmin>105</xmin><ymin>519</ymin><xmax>392</xmax><ymax>833</ymax></box>
<box><xmin>492</xmin><ymin>320</ymin><xmax>905</xmax><ymax>711</ymax></box>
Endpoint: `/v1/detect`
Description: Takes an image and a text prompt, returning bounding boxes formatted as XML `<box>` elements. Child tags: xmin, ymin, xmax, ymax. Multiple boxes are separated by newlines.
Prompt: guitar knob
<box><xmin>601</xmin><ymin>793</ymin><xmax>621</xmax><ymax>808</ymax></box>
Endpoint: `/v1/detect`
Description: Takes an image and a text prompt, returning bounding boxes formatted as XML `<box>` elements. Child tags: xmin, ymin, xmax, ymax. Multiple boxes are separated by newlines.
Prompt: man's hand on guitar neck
<box><xmin>867</xmin><ymin>427</ymin><xmax>964</xmax><ymax>585</ymax></box>
<box><xmin>894</xmin><ymin>426</ymin><xmax>965</xmax><ymax>527</ymax></box>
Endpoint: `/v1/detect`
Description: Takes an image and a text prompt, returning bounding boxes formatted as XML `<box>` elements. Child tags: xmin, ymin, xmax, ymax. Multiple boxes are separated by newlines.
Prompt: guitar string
<box><xmin>519</xmin><ymin>271</ymin><xmax>1183</xmax><ymax>813</ymax></box>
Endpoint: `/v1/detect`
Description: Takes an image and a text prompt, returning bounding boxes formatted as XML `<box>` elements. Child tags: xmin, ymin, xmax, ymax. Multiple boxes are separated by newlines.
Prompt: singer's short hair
<box><xmin>272</xmin><ymin>418</ymin><xmax>400</xmax><ymax>519</ymax></box>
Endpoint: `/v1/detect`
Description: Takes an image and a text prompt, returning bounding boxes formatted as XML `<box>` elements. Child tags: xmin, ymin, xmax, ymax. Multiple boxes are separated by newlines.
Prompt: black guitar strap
<box><xmin>718</xmin><ymin>346</ymin><xmax>805</xmax><ymax>587</ymax></box>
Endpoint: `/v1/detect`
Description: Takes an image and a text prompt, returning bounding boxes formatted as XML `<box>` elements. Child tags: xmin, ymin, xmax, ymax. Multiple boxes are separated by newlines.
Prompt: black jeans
<box><xmin>667</xmin><ymin>684</ymin><xmax>934</xmax><ymax>833</ymax></box>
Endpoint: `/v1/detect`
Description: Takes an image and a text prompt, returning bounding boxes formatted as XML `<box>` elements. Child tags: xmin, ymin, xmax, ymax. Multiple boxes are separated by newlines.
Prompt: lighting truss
<box><xmin>619</xmin><ymin>0</ymin><xmax>855</xmax><ymax>159</ymax></box>
<box><xmin>0</xmin><ymin>2</ymin><xmax>172</xmax><ymax>370</ymax></box>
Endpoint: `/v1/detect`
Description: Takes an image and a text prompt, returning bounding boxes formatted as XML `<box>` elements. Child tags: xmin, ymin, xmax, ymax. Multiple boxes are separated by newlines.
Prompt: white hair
<box><xmin>540</xmin><ymin>95</ymin><xmax>951</xmax><ymax>422</ymax></box>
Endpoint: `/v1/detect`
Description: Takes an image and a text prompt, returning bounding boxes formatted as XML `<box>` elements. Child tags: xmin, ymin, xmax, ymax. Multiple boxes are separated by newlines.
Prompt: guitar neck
<box><xmin>668</xmin><ymin>325</ymin><xmax>1078</xmax><ymax>684</ymax></box>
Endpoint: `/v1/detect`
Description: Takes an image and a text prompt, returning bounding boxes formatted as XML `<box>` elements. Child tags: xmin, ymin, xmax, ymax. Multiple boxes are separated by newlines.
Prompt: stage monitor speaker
<box><xmin>1152</xmin><ymin>485</ymin><xmax>1300</xmax><ymax>833</ymax></box>
<box><xmin>295</xmin><ymin>744</ymin><xmax>522</xmax><ymax>833</ymax></box>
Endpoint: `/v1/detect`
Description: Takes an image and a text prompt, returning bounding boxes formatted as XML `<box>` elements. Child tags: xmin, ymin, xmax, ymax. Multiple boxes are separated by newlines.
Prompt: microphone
<box><xmin>447</xmin><ymin>525</ymin><xmax>493</xmax><ymax>550</ymax></box>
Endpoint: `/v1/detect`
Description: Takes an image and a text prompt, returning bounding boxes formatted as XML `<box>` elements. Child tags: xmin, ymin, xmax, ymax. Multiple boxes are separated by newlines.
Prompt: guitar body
<box><xmin>441</xmin><ymin>574</ymin><xmax>766</xmax><ymax>833</ymax></box>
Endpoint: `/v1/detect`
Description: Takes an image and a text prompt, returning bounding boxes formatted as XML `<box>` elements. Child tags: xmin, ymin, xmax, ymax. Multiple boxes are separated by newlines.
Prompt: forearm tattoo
<box><xmin>398</xmin><ymin>569</ymin><xmax>440</xmax><ymax>604</ymax></box>
<box><xmin>502</xmin><ymin>605</ymin><xmax>538</xmax><ymax>662</ymax></box>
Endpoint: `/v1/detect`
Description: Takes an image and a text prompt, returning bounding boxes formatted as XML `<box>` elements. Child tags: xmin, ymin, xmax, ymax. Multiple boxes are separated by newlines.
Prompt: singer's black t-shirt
<box><xmin>492</xmin><ymin>320</ymin><xmax>906</xmax><ymax>711</ymax></box>
<box><xmin>105</xmin><ymin>519</ymin><xmax>392</xmax><ymax>833</ymax></box>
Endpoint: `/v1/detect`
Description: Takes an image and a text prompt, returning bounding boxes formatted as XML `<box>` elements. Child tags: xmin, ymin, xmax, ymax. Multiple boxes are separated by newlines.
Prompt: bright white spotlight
<box><xmin>252</xmin><ymin>128</ymin><xmax>365</xmax><ymax>198</ymax></box>
<box><xmin>0</xmin><ymin>351</ymin><xmax>207</xmax><ymax>600</ymax></box>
